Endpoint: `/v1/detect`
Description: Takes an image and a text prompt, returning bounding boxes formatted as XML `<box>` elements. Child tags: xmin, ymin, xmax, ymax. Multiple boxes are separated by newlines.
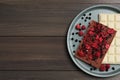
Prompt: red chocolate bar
<box><xmin>75</xmin><ymin>20</ymin><xmax>116</xmax><ymax>68</ymax></box>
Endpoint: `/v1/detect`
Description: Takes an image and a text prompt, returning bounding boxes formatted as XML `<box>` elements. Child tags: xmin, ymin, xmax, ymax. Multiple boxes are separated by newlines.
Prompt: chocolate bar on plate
<box><xmin>75</xmin><ymin>20</ymin><xmax>116</xmax><ymax>68</ymax></box>
<box><xmin>99</xmin><ymin>14</ymin><xmax>120</xmax><ymax>64</ymax></box>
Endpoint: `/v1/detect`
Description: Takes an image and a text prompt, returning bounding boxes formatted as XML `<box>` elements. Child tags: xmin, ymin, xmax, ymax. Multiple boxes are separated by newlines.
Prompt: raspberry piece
<box><xmin>101</xmin><ymin>32</ymin><xmax>109</xmax><ymax>38</ymax></box>
<box><xmin>96</xmin><ymin>35</ymin><xmax>99</xmax><ymax>40</ymax></box>
<box><xmin>88</xmin><ymin>31</ymin><xmax>94</xmax><ymax>36</ymax></box>
<box><xmin>88</xmin><ymin>54</ymin><xmax>93</xmax><ymax>60</ymax></box>
<box><xmin>92</xmin><ymin>43</ymin><xmax>98</xmax><ymax>49</ymax></box>
<box><xmin>81</xmin><ymin>25</ymin><xmax>86</xmax><ymax>30</ymax></box>
<box><xmin>89</xmin><ymin>27</ymin><xmax>94</xmax><ymax>31</ymax></box>
<box><xmin>107</xmin><ymin>28</ymin><xmax>115</xmax><ymax>34</ymax></box>
<box><xmin>85</xmin><ymin>44</ymin><xmax>91</xmax><ymax>50</ymax></box>
<box><xmin>75</xmin><ymin>24</ymin><xmax>81</xmax><ymax>30</ymax></box>
<box><xmin>95</xmin><ymin>52</ymin><xmax>101</xmax><ymax>58</ymax></box>
<box><xmin>105</xmin><ymin>44</ymin><xmax>110</xmax><ymax>49</ymax></box>
<box><xmin>78</xmin><ymin>31</ymin><xmax>83</xmax><ymax>36</ymax></box>
<box><xmin>106</xmin><ymin>64</ymin><xmax>110</xmax><ymax>70</ymax></box>
<box><xmin>99</xmin><ymin>64</ymin><xmax>106</xmax><ymax>71</ymax></box>
<box><xmin>97</xmin><ymin>24</ymin><xmax>102</xmax><ymax>30</ymax></box>
<box><xmin>78</xmin><ymin>50</ymin><xmax>85</xmax><ymax>57</ymax></box>
<box><xmin>99</xmin><ymin>37</ymin><xmax>103</xmax><ymax>42</ymax></box>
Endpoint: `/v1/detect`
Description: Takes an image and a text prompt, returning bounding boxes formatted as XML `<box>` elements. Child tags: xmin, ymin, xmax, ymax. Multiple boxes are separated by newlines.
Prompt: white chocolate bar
<box><xmin>99</xmin><ymin>14</ymin><xmax>120</xmax><ymax>64</ymax></box>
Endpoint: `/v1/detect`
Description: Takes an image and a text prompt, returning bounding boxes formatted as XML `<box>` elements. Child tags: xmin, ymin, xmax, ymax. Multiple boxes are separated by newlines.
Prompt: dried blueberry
<box><xmin>89</xmin><ymin>13</ymin><xmax>92</xmax><ymax>16</ymax></box>
<box><xmin>71</xmin><ymin>38</ymin><xmax>74</xmax><ymax>40</ymax></box>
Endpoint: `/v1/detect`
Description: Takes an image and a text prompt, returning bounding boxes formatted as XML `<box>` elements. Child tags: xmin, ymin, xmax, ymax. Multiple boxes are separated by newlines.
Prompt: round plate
<box><xmin>67</xmin><ymin>5</ymin><xmax>120</xmax><ymax>77</ymax></box>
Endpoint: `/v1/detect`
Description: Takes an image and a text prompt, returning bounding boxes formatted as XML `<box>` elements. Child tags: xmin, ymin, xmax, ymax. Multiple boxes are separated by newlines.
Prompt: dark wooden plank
<box><xmin>0</xmin><ymin>2</ymin><xmax>120</xmax><ymax>36</ymax></box>
<box><xmin>0</xmin><ymin>37</ymin><xmax>78</xmax><ymax>70</ymax></box>
<box><xmin>0</xmin><ymin>71</ymin><xmax>120</xmax><ymax>80</ymax></box>
<box><xmin>0</xmin><ymin>0</ymin><xmax>120</xmax><ymax>4</ymax></box>
<box><xmin>0</xmin><ymin>3</ymin><xmax>90</xmax><ymax>37</ymax></box>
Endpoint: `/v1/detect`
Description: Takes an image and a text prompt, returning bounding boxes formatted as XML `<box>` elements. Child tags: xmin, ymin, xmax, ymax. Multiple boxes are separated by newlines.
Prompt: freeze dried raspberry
<box><xmin>92</xmin><ymin>42</ymin><xmax>98</xmax><ymax>49</ymax></box>
<box><xmin>81</xmin><ymin>25</ymin><xmax>86</xmax><ymax>30</ymax></box>
<box><xmin>99</xmin><ymin>64</ymin><xmax>106</xmax><ymax>71</ymax></box>
<box><xmin>85</xmin><ymin>44</ymin><xmax>91</xmax><ymax>50</ymax></box>
<box><xmin>88</xmin><ymin>31</ymin><xmax>94</xmax><ymax>36</ymax></box>
<box><xmin>105</xmin><ymin>44</ymin><xmax>110</xmax><ymax>49</ymax></box>
<box><xmin>99</xmin><ymin>64</ymin><xmax>110</xmax><ymax>71</ymax></box>
<box><xmin>78</xmin><ymin>50</ymin><xmax>85</xmax><ymax>57</ymax></box>
<box><xmin>99</xmin><ymin>37</ymin><xmax>103</xmax><ymax>42</ymax></box>
<box><xmin>95</xmin><ymin>52</ymin><xmax>101</xmax><ymax>58</ymax></box>
<box><xmin>88</xmin><ymin>54</ymin><xmax>93</xmax><ymax>60</ymax></box>
<box><xmin>97</xmin><ymin>24</ymin><xmax>102</xmax><ymax>30</ymax></box>
<box><xmin>101</xmin><ymin>32</ymin><xmax>109</xmax><ymax>38</ymax></box>
<box><xmin>107</xmin><ymin>28</ymin><xmax>115</xmax><ymax>34</ymax></box>
<box><xmin>78</xmin><ymin>31</ymin><xmax>83</xmax><ymax>36</ymax></box>
<box><xmin>106</xmin><ymin>64</ymin><xmax>110</xmax><ymax>70</ymax></box>
<box><xmin>89</xmin><ymin>27</ymin><xmax>94</xmax><ymax>31</ymax></box>
<box><xmin>75</xmin><ymin>24</ymin><xmax>81</xmax><ymax>30</ymax></box>
<box><xmin>96</xmin><ymin>35</ymin><xmax>99</xmax><ymax>40</ymax></box>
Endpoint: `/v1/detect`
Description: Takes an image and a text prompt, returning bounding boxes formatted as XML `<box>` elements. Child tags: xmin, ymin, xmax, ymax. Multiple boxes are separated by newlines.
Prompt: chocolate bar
<box><xmin>75</xmin><ymin>20</ymin><xmax>116</xmax><ymax>68</ymax></box>
<box><xmin>99</xmin><ymin>14</ymin><xmax>120</xmax><ymax>64</ymax></box>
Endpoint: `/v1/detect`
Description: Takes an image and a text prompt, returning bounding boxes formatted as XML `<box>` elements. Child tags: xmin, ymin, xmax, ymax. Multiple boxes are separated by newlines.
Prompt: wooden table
<box><xmin>0</xmin><ymin>0</ymin><xmax>120</xmax><ymax>80</ymax></box>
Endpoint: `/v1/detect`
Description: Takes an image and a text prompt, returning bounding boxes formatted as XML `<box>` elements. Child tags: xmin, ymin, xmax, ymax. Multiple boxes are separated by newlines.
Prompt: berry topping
<box><xmin>89</xmin><ymin>27</ymin><xmax>94</xmax><ymax>31</ymax></box>
<box><xmin>101</xmin><ymin>32</ymin><xmax>108</xmax><ymax>38</ymax></box>
<box><xmin>88</xmin><ymin>31</ymin><xmax>94</xmax><ymax>36</ymax></box>
<box><xmin>81</xmin><ymin>25</ymin><xmax>86</xmax><ymax>30</ymax></box>
<box><xmin>76</xmin><ymin>24</ymin><xmax>81</xmax><ymax>30</ymax></box>
<box><xmin>97</xmin><ymin>24</ymin><xmax>102</xmax><ymax>30</ymax></box>
<box><xmin>85</xmin><ymin>44</ymin><xmax>91</xmax><ymax>50</ymax></box>
<box><xmin>92</xmin><ymin>42</ymin><xmax>98</xmax><ymax>49</ymax></box>
<box><xmin>96</xmin><ymin>35</ymin><xmax>99</xmax><ymax>40</ymax></box>
<box><xmin>99</xmin><ymin>37</ymin><xmax>103</xmax><ymax>42</ymax></box>
<box><xmin>78</xmin><ymin>31</ymin><xmax>83</xmax><ymax>36</ymax></box>
<box><xmin>106</xmin><ymin>64</ymin><xmax>110</xmax><ymax>70</ymax></box>
<box><xmin>99</xmin><ymin>64</ymin><xmax>106</xmax><ymax>71</ymax></box>
<box><xmin>88</xmin><ymin>54</ymin><xmax>93</xmax><ymax>60</ymax></box>
<box><xmin>78</xmin><ymin>50</ymin><xmax>85</xmax><ymax>57</ymax></box>
<box><xmin>95</xmin><ymin>52</ymin><xmax>101</xmax><ymax>58</ymax></box>
<box><xmin>99</xmin><ymin>64</ymin><xmax>110</xmax><ymax>71</ymax></box>
<box><xmin>107</xmin><ymin>28</ymin><xmax>115</xmax><ymax>34</ymax></box>
<box><xmin>105</xmin><ymin>44</ymin><xmax>110</xmax><ymax>49</ymax></box>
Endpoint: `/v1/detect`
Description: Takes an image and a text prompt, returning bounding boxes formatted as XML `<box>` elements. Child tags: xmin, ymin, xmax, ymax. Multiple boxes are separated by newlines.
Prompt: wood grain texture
<box><xmin>0</xmin><ymin>71</ymin><xmax>120</xmax><ymax>80</ymax></box>
<box><xmin>0</xmin><ymin>0</ymin><xmax>120</xmax><ymax>4</ymax></box>
<box><xmin>0</xmin><ymin>2</ymin><xmax>119</xmax><ymax>36</ymax></box>
<box><xmin>0</xmin><ymin>37</ymin><xmax>77</xmax><ymax>70</ymax></box>
<box><xmin>0</xmin><ymin>0</ymin><xmax>120</xmax><ymax>80</ymax></box>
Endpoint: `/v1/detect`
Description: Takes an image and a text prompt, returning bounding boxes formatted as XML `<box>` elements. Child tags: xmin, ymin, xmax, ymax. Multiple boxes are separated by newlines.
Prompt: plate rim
<box><xmin>67</xmin><ymin>4</ymin><xmax>120</xmax><ymax>77</ymax></box>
